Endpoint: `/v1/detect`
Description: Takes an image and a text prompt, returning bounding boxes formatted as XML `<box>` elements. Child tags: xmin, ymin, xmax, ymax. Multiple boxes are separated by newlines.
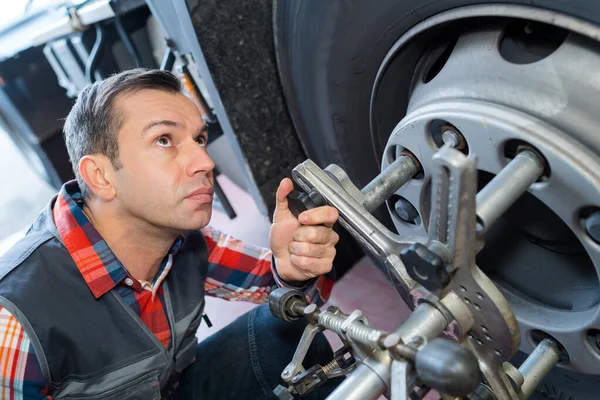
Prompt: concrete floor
<box><xmin>0</xmin><ymin>130</ymin><xmax>55</xmax><ymax>243</ymax></box>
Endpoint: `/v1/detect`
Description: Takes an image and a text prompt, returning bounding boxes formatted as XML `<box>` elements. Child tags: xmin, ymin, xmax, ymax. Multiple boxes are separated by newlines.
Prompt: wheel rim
<box><xmin>370</xmin><ymin>6</ymin><xmax>600</xmax><ymax>375</ymax></box>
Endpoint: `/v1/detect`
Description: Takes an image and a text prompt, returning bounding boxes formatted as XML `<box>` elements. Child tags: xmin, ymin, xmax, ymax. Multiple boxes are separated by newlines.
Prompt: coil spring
<box><xmin>322</xmin><ymin>359</ymin><xmax>340</xmax><ymax>375</ymax></box>
<box><xmin>319</xmin><ymin>311</ymin><xmax>379</xmax><ymax>347</ymax></box>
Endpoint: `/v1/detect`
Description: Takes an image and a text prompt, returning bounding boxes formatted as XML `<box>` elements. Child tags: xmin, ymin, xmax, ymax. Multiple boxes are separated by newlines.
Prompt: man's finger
<box><xmin>293</xmin><ymin>226</ymin><xmax>338</xmax><ymax>244</ymax></box>
<box><xmin>298</xmin><ymin>206</ymin><xmax>339</xmax><ymax>227</ymax></box>
<box><xmin>289</xmin><ymin>241</ymin><xmax>328</xmax><ymax>258</ymax></box>
<box><xmin>290</xmin><ymin>255</ymin><xmax>334</xmax><ymax>276</ymax></box>
<box><xmin>273</xmin><ymin>178</ymin><xmax>294</xmax><ymax>219</ymax></box>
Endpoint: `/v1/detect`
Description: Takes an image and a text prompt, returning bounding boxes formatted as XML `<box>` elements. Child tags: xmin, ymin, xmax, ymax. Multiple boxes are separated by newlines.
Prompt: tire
<box><xmin>274</xmin><ymin>1</ymin><xmax>600</xmax><ymax>399</ymax></box>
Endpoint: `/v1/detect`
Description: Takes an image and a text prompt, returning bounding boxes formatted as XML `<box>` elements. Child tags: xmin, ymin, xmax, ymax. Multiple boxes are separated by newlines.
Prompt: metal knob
<box><xmin>268</xmin><ymin>288</ymin><xmax>308</xmax><ymax>322</ymax></box>
<box><xmin>415</xmin><ymin>338</ymin><xmax>481</xmax><ymax>397</ymax></box>
<box><xmin>287</xmin><ymin>189</ymin><xmax>325</xmax><ymax>218</ymax></box>
<box><xmin>400</xmin><ymin>243</ymin><xmax>449</xmax><ymax>291</ymax></box>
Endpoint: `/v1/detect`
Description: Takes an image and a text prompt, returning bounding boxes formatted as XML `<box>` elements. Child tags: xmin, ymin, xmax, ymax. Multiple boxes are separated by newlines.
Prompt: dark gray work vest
<box><xmin>0</xmin><ymin>197</ymin><xmax>207</xmax><ymax>399</ymax></box>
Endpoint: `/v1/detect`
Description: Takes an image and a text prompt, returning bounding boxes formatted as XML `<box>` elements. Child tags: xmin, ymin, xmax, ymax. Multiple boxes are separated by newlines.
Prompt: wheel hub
<box><xmin>382</xmin><ymin>25</ymin><xmax>600</xmax><ymax>374</ymax></box>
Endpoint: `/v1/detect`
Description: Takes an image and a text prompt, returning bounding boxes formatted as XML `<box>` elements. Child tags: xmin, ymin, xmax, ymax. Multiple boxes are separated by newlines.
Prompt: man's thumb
<box><xmin>273</xmin><ymin>178</ymin><xmax>294</xmax><ymax>219</ymax></box>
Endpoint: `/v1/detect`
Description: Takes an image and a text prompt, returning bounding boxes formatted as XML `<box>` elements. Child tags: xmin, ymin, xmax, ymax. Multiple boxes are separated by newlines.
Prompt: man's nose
<box><xmin>184</xmin><ymin>139</ymin><xmax>215</xmax><ymax>176</ymax></box>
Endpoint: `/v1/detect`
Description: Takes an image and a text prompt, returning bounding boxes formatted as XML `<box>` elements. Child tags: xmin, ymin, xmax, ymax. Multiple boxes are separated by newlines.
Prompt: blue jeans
<box><xmin>176</xmin><ymin>304</ymin><xmax>343</xmax><ymax>399</ymax></box>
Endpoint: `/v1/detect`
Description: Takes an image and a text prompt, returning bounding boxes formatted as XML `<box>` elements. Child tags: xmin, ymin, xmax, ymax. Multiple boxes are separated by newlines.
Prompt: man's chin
<box><xmin>182</xmin><ymin>211</ymin><xmax>212</xmax><ymax>232</ymax></box>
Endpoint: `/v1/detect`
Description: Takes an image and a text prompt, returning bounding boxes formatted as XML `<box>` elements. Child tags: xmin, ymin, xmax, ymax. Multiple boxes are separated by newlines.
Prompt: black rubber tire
<box><xmin>274</xmin><ymin>1</ymin><xmax>600</xmax><ymax>399</ymax></box>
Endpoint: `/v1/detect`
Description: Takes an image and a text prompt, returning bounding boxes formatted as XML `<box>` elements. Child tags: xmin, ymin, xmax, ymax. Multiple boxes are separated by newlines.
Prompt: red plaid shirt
<box><xmin>0</xmin><ymin>181</ymin><xmax>333</xmax><ymax>399</ymax></box>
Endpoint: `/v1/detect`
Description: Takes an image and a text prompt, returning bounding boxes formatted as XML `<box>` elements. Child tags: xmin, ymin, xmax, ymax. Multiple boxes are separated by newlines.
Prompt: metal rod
<box><xmin>326</xmin><ymin>363</ymin><xmax>388</xmax><ymax>400</ymax></box>
<box><xmin>114</xmin><ymin>14</ymin><xmax>142</xmax><ymax>67</ymax></box>
<box><xmin>394</xmin><ymin>301</ymin><xmax>449</xmax><ymax>341</ymax></box>
<box><xmin>213</xmin><ymin>173</ymin><xmax>237</xmax><ymax>219</ymax></box>
<box><xmin>362</xmin><ymin>155</ymin><xmax>419</xmax><ymax>213</ymax></box>
<box><xmin>85</xmin><ymin>24</ymin><xmax>105</xmax><ymax>84</ymax></box>
<box><xmin>160</xmin><ymin>48</ymin><xmax>176</xmax><ymax>71</ymax></box>
<box><xmin>476</xmin><ymin>150</ymin><xmax>544</xmax><ymax>234</ymax></box>
<box><xmin>518</xmin><ymin>339</ymin><xmax>561</xmax><ymax>399</ymax></box>
<box><xmin>326</xmin><ymin>302</ymin><xmax>448</xmax><ymax>400</ymax></box>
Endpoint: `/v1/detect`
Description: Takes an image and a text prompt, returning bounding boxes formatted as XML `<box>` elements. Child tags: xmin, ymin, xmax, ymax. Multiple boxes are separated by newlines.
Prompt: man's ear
<box><xmin>79</xmin><ymin>155</ymin><xmax>116</xmax><ymax>200</ymax></box>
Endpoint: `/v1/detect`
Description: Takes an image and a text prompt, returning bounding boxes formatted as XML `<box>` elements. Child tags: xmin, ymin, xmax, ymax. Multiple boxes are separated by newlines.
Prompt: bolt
<box><xmin>394</xmin><ymin>197</ymin><xmax>419</xmax><ymax>223</ymax></box>
<box><xmin>383</xmin><ymin>333</ymin><xmax>403</xmax><ymax>349</ymax></box>
<box><xmin>442</xmin><ymin>129</ymin><xmax>463</xmax><ymax>149</ymax></box>
<box><xmin>585</xmin><ymin>210</ymin><xmax>600</xmax><ymax>243</ymax></box>
<box><xmin>303</xmin><ymin>304</ymin><xmax>317</xmax><ymax>315</ymax></box>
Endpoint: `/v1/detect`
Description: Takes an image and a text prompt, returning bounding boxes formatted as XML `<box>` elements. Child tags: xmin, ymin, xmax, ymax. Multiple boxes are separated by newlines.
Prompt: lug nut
<box><xmin>585</xmin><ymin>210</ymin><xmax>600</xmax><ymax>243</ymax></box>
<box><xmin>441</xmin><ymin>125</ymin><xmax>467</xmax><ymax>151</ymax></box>
<box><xmin>394</xmin><ymin>197</ymin><xmax>419</xmax><ymax>223</ymax></box>
<box><xmin>442</xmin><ymin>130</ymin><xmax>460</xmax><ymax>148</ymax></box>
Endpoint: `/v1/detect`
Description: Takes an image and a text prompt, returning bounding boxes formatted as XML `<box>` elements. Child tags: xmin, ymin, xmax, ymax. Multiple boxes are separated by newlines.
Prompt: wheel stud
<box><xmin>394</xmin><ymin>197</ymin><xmax>419</xmax><ymax>223</ymax></box>
<box><xmin>441</xmin><ymin>125</ymin><xmax>467</xmax><ymax>151</ymax></box>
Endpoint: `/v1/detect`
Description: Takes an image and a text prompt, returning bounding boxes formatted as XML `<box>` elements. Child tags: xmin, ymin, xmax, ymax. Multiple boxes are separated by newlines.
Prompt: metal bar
<box><xmin>160</xmin><ymin>48</ymin><xmax>176</xmax><ymax>71</ymax></box>
<box><xmin>362</xmin><ymin>155</ymin><xmax>418</xmax><ymax>213</ymax></box>
<box><xmin>327</xmin><ymin>363</ymin><xmax>388</xmax><ymax>400</ymax></box>
<box><xmin>476</xmin><ymin>150</ymin><xmax>544</xmax><ymax>234</ymax></box>
<box><xmin>52</xmin><ymin>39</ymin><xmax>88</xmax><ymax>90</ymax></box>
<box><xmin>32</xmin><ymin>0</ymin><xmax>116</xmax><ymax>46</ymax></box>
<box><xmin>518</xmin><ymin>339</ymin><xmax>561</xmax><ymax>399</ymax></box>
<box><xmin>179</xmin><ymin>63</ymin><xmax>214</xmax><ymax>121</ymax></box>
<box><xmin>394</xmin><ymin>302</ymin><xmax>449</xmax><ymax>341</ymax></box>
<box><xmin>213</xmin><ymin>175</ymin><xmax>237</xmax><ymax>219</ymax></box>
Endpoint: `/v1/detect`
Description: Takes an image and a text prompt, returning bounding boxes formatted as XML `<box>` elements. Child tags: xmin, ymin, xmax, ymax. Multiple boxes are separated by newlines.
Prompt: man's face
<box><xmin>110</xmin><ymin>89</ymin><xmax>215</xmax><ymax>234</ymax></box>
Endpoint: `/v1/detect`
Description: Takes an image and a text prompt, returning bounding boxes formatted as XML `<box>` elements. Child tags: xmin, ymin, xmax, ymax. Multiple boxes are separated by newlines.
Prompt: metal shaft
<box><xmin>476</xmin><ymin>150</ymin><xmax>544</xmax><ymax>234</ymax></box>
<box><xmin>326</xmin><ymin>357</ymin><xmax>391</xmax><ymax>400</ymax></box>
<box><xmin>394</xmin><ymin>301</ymin><xmax>450</xmax><ymax>340</ymax></box>
<box><xmin>362</xmin><ymin>155</ymin><xmax>419</xmax><ymax>213</ymax></box>
<box><xmin>518</xmin><ymin>339</ymin><xmax>561</xmax><ymax>399</ymax></box>
<box><xmin>326</xmin><ymin>302</ymin><xmax>449</xmax><ymax>400</ymax></box>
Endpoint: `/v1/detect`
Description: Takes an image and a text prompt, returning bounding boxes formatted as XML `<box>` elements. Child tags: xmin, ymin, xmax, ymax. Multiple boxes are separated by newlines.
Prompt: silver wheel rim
<box><xmin>374</xmin><ymin>8</ymin><xmax>600</xmax><ymax>375</ymax></box>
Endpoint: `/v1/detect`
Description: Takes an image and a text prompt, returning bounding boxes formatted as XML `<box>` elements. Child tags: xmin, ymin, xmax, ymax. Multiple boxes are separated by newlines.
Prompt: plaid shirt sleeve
<box><xmin>0</xmin><ymin>307</ymin><xmax>50</xmax><ymax>399</ymax></box>
<box><xmin>201</xmin><ymin>226</ymin><xmax>334</xmax><ymax>305</ymax></box>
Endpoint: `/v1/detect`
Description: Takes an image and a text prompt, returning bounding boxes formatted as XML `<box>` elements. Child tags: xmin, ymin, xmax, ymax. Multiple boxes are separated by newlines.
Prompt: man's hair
<box><xmin>63</xmin><ymin>68</ymin><xmax>183</xmax><ymax>199</ymax></box>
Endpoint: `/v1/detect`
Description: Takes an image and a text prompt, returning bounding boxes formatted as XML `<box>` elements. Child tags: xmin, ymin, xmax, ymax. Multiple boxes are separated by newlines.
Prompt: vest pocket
<box><xmin>60</xmin><ymin>371</ymin><xmax>161</xmax><ymax>400</ymax></box>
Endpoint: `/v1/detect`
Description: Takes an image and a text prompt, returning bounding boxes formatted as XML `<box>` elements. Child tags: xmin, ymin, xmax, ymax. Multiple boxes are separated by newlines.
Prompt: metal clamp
<box><xmin>282</xmin><ymin>323</ymin><xmax>325</xmax><ymax>382</ymax></box>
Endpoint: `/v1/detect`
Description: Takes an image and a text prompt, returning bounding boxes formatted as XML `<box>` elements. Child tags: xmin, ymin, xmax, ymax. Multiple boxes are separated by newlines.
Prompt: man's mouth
<box><xmin>186</xmin><ymin>186</ymin><xmax>214</xmax><ymax>203</ymax></box>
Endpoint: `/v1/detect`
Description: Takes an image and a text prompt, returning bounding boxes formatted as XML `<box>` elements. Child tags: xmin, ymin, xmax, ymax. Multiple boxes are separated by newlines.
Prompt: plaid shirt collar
<box><xmin>53</xmin><ymin>180</ymin><xmax>184</xmax><ymax>299</ymax></box>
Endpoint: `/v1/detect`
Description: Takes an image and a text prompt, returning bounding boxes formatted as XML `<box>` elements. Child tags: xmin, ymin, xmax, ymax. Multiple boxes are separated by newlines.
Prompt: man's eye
<box><xmin>195</xmin><ymin>136</ymin><xmax>207</xmax><ymax>147</ymax></box>
<box><xmin>156</xmin><ymin>136</ymin><xmax>172</xmax><ymax>147</ymax></box>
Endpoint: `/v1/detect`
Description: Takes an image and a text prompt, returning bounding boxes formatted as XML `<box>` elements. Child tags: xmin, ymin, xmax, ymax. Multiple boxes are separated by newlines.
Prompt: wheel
<box><xmin>275</xmin><ymin>1</ymin><xmax>600</xmax><ymax>398</ymax></box>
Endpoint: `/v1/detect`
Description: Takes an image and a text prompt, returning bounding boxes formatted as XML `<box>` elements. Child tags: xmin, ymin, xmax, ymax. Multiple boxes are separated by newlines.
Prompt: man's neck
<box><xmin>83</xmin><ymin>200</ymin><xmax>178</xmax><ymax>283</ymax></box>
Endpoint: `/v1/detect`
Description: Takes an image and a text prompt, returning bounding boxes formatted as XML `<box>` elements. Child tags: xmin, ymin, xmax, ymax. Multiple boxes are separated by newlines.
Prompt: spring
<box><xmin>318</xmin><ymin>311</ymin><xmax>345</xmax><ymax>333</ymax></box>
<box><xmin>322</xmin><ymin>359</ymin><xmax>340</xmax><ymax>375</ymax></box>
<box><xmin>318</xmin><ymin>311</ymin><xmax>381</xmax><ymax>347</ymax></box>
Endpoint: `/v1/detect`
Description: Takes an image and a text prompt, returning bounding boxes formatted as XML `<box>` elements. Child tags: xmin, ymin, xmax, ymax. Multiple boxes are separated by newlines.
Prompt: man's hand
<box><xmin>269</xmin><ymin>178</ymin><xmax>339</xmax><ymax>284</ymax></box>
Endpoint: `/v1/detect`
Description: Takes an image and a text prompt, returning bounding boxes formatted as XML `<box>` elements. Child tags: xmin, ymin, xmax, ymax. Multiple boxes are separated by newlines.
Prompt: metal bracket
<box><xmin>282</xmin><ymin>323</ymin><xmax>325</xmax><ymax>382</ymax></box>
<box><xmin>431</xmin><ymin>146</ymin><xmax>520</xmax><ymax>400</ymax></box>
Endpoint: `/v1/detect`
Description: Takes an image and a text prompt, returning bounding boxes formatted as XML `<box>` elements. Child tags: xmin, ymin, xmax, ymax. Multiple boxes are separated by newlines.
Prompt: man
<box><xmin>0</xmin><ymin>69</ymin><xmax>341</xmax><ymax>399</ymax></box>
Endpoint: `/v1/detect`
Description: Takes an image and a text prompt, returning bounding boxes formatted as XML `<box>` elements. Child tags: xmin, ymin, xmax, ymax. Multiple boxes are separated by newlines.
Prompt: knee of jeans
<box><xmin>256</xmin><ymin>303</ymin><xmax>308</xmax><ymax>339</ymax></box>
